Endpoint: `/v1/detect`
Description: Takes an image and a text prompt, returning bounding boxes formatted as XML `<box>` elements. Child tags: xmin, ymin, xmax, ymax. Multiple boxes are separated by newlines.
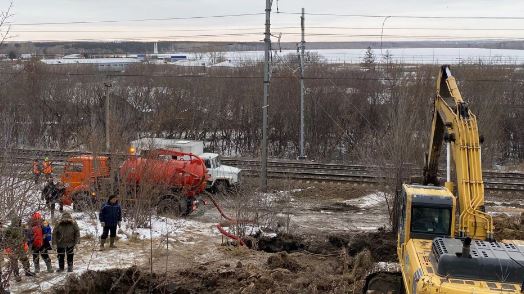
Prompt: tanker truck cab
<box><xmin>200</xmin><ymin>153</ymin><xmax>241</xmax><ymax>192</ymax></box>
<box><xmin>60</xmin><ymin>155</ymin><xmax>110</xmax><ymax>210</ymax></box>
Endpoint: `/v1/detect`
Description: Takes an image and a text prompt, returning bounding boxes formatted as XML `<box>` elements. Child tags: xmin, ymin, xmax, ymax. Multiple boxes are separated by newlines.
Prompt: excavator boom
<box><xmin>423</xmin><ymin>65</ymin><xmax>493</xmax><ymax>240</ymax></box>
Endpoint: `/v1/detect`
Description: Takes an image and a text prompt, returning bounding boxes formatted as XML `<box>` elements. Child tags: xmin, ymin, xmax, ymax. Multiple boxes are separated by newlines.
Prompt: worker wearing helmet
<box><xmin>32</xmin><ymin>159</ymin><xmax>41</xmax><ymax>184</ymax></box>
<box><xmin>28</xmin><ymin>212</ymin><xmax>53</xmax><ymax>273</ymax></box>
<box><xmin>42</xmin><ymin>158</ymin><xmax>53</xmax><ymax>180</ymax></box>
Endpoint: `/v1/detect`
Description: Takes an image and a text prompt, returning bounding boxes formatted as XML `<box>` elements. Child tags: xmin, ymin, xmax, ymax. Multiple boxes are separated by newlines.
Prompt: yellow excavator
<box><xmin>364</xmin><ymin>65</ymin><xmax>524</xmax><ymax>294</ymax></box>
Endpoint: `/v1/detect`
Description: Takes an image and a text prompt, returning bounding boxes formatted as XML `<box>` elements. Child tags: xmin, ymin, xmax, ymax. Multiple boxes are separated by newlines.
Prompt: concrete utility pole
<box><xmin>298</xmin><ymin>8</ymin><xmax>306</xmax><ymax>160</ymax></box>
<box><xmin>261</xmin><ymin>0</ymin><xmax>272</xmax><ymax>192</ymax></box>
<box><xmin>104</xmin><ymin>82</ymin><xmax>112</xmax><ymax>152</ymax></box>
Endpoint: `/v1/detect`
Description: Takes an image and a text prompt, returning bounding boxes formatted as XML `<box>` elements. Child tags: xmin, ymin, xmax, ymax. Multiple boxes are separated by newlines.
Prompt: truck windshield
<box><xmin>65</xmin><ymin>162</ymin><xmax>83</xmax><ymax>172</ymax></box>
<box><xmin>411</xmin><ymin>206</ymin><xmax>451</xmax><ymax>236</ymax></box>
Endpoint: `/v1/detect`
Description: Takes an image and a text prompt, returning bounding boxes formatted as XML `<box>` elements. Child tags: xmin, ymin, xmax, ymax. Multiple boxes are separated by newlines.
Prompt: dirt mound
<box><xmin>53</xmin><ymin>266</ymin><xmax>169</xmax><ymax>294</ymax></box>
<box><xmin>346</xmin><ymin>230</ymin><xmax>397</xmax><ymax>262</ymax></box>
<box><xmin>252</xmin><ymin>229</ymin><xmax>396</xmax><ymax>263</ymax></box>
<box><xmin>325</xmin><ymin>229</ymin><xmax>396</xmax><ymax>262</ymax></box>
<box><xmin>494</xmin><ymin>214</ymin><xmax>524</xmax><ymax>241</ymax></box>
<box><xmin>254</xmin><ymin>233</ymin><xmax>306</xmax><ymax>253</ymax></box>
<box><xmin>56</xmin><ymin>232</ymin><xmax>386</xmax><ymax>293</ymax></box>
<box><xmin>267</xmin><ymin>252</ymin><xmax>304</xmax><ymax>272</ymax></box>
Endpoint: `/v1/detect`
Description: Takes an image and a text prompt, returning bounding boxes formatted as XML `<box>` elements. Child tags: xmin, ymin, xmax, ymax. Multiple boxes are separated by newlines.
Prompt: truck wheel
<box><xmin>213</xmin><ymin>180</ymin><xmax>229</xmax><ymax>194</ymax></box>
<box><xmin>157</xmin><ymin>195</ymin><xmax>186</xmax><ymax>217</ymax></box>
<box><xmin>73</xmin><ymin>192</ymin><xmax>90</xmax><ymax>212</ymax></box>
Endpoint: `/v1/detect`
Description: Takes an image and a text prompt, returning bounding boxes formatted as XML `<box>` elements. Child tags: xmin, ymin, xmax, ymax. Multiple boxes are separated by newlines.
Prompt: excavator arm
<box><xmin>423</xmin><ymin>65</ymin><xmax>493</xmax><ymax>241</ymax></box>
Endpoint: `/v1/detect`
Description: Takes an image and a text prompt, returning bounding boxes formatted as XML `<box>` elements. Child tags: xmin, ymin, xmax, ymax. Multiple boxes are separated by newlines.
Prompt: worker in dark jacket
<box><xmin>41</xmin><ymin>179</ymin><xmax>64</xmax><ymax>219</ymax></box>
<box><xmin>52</xmin><ymin>212</ymin><xmax>80</xmax><ymax>272</ymax></box>
<box><xmin>4</xmin><ymin>216</ymin><xmax>34</xmax><ymax>281</ymax></box>
<box><xmin>99</xmin><ymin>195</ymin><xmax>122</xmax><ymax>250</ymax></box>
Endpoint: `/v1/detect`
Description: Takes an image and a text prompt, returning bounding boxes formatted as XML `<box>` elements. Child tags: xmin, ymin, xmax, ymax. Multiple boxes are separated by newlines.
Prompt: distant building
<box><xmin>40</xmin><ymin>57</ymin><xmax>141</xmax><ymax>71</ymax></box>
<box><xmin>63</xmin><ymin>54</ymin><xmax>82</xmax><ymax>59</ymax></box>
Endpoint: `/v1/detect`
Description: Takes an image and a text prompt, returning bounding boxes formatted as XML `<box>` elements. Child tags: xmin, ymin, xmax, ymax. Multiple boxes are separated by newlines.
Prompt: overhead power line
<box><xmin>11</xmin><ymin>13</ymin><xmax>265</xmax><ymax>26</ymax></box>
<box><xmin>10</xmin><ymin>26</ymin><xmax>524</xmax><ymax>33</ymax></box>
<box><xmin>11</xmin><ymin>11</ymin><xmax>524</xmax><ymax>27</ymax></box>
<box><xmin>279</xmin><ymin>12</ymin><xmax>524</xmax><ymax>20</ymax></box>
<box><xmin>12</xmin><ymin>34</ymin><xmax>524</xmax><ymax>43</ymax></box>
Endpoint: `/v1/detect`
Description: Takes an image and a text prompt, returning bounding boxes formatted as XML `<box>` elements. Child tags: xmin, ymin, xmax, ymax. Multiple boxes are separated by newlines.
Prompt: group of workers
<box><xmin>0</xmin><ymin>198</ymin><xmax>122</xmax><ymax>290</ymax></box>
<box><xmin>32</xmin><ymin>158</ymin><xmax>53</xmax><ymax>184</ymax></box>
<box><xmin>0</xmin><ymin>157</ymin><xmax>122</xmax><ymax>289</ymax></box>
<box><xmin>1</xmin><ymin>211</ymin><xmax>80</xmax><ymax>288</ymax></box>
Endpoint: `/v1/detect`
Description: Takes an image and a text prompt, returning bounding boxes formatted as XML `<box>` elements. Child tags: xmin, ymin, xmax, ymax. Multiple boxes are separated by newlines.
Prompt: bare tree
<box><xmin>0</xmin><ymin>2</ymin><xmax>13</xmax><ymax>46</ymax></box>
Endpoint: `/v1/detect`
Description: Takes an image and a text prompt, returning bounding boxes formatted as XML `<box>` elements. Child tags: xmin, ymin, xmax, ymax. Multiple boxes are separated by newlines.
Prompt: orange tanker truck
<box><xmin>59</xmin><ymin>149</ymin><xmax>208</xmax><ymax>216</ymax></box>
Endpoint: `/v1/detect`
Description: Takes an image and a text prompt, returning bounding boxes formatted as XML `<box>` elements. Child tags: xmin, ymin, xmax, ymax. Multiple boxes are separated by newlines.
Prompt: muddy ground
<box><xmin>55</xmin><ymin>231</ymin><xmax>393</xmax><ymax>294</ymax></box>
<box><xmin>15</xmin><ymin>180</ymin><xmax>523</xmax><ymax>293</ymax></box>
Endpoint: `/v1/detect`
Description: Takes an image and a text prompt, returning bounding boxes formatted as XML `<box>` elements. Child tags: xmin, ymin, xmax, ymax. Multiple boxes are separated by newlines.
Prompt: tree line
<box><xmin>0</xmin><ymin>57</ymin><xmax>522</xmax><ymax>168</ymax></box>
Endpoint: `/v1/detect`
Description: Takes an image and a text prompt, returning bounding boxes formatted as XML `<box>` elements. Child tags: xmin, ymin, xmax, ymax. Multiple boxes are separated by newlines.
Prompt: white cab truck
<box><xmin>129</xmin><ymin>138</ymin><xmax>241</xmax><ymax>192</ymax></box>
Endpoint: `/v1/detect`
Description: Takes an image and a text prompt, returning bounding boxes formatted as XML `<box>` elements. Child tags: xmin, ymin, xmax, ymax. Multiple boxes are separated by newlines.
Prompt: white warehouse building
<box><xmin>40</xmin><ymin>57</ymin><xmax>141</xmax><ymax>71</ymax></box>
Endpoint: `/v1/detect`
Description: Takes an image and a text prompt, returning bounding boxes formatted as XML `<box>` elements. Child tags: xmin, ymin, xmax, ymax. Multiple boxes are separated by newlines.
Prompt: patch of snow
<box><xmin>355</xmin><ymin>226</ymin><xmax>381</xmax><ymax>231</ymax></box>
<box><xmin>70</xmin><ymin>209</ymin><xmax>215</xmax><ymax>242</ymax></box>
<box><xmin>374</xmin><ymin>262</ymin><xmax>401</xmax><ymax>272</ymax></box>
<box><xmin>257</xmin><ymin>190</ymin><xmax>294</xmax><ymax>205</ymax></box>
<box><xmin>343</xmin><ymin>192</ymin><xmax>387</xmax><ymax>209</ymax></box>
<box><xmin>289</xmin><ymin>187</ymin><xmax>314</xmax><ymax>193</ymax></box>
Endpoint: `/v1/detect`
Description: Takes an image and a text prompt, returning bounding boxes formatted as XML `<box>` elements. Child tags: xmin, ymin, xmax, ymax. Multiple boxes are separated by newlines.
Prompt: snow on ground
<box><xmin>12</xmin><ymin>241</ymin><xmax>147</xmax><ymax>293</ymax></box>
<box><xmin>9</xmin><ymin>209</ymin><xmax>219</xmax><ymax>293</ymax></box>
<box><xmin>258</xmin><ymin>190</ymin><xmax>294</xmax><ymax>204</ymax></box>
<box><xmin>72</xmin><ymin>209</ymin><xmax>216</xmax><ymax>242</ymax></box>
<box><xmin>5</xmin><ymin>189</ymin><xmax>219</xmax><ymax>293</ymax></box>
<box><xmin>343</xmin><ymin>192</ymin><xmax>387</xmax><ymax>209</ymax></box>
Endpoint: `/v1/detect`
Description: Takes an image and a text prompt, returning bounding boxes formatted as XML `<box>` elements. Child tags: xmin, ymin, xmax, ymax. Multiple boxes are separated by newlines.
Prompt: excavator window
<box><xmin>410</xmin><ymin>206</ymin><xmax>451</xmax><ymax>237</ymax></box>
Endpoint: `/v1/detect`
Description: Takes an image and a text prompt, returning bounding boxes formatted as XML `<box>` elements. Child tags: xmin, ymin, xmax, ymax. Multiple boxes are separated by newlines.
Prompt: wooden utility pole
<box><xmin>298</xmin><ymin>8</ymin><xmax>306</xmax><ymax>160</ymax></box>
<box><xmin>261</xmin><ymin>0</ymin><xmax>272</xmax><ymax>192</ymax></box>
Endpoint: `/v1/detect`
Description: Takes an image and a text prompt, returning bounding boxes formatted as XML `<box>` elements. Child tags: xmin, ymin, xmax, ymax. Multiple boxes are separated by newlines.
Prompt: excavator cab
<box><xmin>398</xmin><ymin>185</ymin><xmax>456</xmax><ymax>248</ymax></box>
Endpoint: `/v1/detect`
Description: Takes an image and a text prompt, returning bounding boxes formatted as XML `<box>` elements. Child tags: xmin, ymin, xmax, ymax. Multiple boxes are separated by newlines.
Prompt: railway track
<box><xmin>2</xmin><ymin>148</ymin><xmax>524</xmax><ymax>192</ymax></box>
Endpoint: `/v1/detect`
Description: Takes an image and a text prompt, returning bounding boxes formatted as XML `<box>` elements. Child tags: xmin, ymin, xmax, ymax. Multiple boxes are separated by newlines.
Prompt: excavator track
<box><xmin>363</xmin><ymin>262</ymin><xmax>403</xmax><ymax>294</ymax></box>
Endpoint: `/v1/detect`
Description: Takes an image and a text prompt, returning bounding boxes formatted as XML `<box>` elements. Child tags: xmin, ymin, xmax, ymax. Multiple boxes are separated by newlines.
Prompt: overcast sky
<box><xmin>4</xmin><ymin>0</ymin><xmax>524</xmax><ymax>42</ymax></box>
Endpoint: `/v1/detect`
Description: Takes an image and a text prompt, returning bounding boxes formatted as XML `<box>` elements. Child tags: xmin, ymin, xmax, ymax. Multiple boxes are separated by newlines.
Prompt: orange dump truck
<box><xmin>59</xmin><ymin>149</ymin><xmax>208</xmax><ymax>215</ymax></box>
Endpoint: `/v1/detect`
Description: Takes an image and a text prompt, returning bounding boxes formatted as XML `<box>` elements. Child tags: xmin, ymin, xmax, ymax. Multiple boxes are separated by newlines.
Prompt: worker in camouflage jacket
<box><xmin>52</xmin><ymin>212</ymin><xmax>80</xmax><ymax>272</ymax></box>
<box><xmin>3</xmin><ymin>216</ymin><xmax>34</xmax><ymax>282</ymax></box>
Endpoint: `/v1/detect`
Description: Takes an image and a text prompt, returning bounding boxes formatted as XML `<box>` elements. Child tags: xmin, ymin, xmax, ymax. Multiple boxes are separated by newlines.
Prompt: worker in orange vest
<box><xmin>32</xmin><ymin>159</ymin><xmax>41</xmax><ymax>184</ymax></box>
<box><xmin>42</xmin><ymin>158</ymin><xmax>53</xmax><ymax>180</ymax></box>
